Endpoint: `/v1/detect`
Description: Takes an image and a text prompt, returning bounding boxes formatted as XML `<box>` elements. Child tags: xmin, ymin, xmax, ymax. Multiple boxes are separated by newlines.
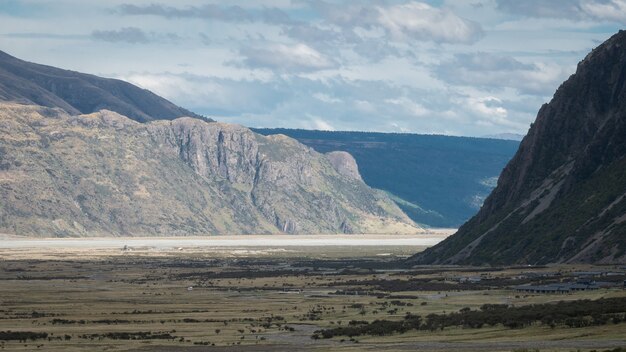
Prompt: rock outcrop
<box><xmin>325</xmin><ymin>151</ymin><xmax>363</xmax><ymax>181</ymax></box>
<box><xmin>409</xmin><ymin>31</ymin><xmax>626</xmax><ymax>265</ymax></box>
<box><xmin>0</xmin><ymin>103</ymin><xmax>420</xmax><ymax>237</ymax></box>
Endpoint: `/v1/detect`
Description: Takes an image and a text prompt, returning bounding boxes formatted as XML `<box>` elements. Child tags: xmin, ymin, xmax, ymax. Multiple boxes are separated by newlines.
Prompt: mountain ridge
<box><xmin>253</xmin><ymin>128</ymin><xmax>519</xmax><ymax>227</ymax></box>
<box><xmin>0</xmin><ymin>102</ymin><xmax>419</xmax><ymax>237</ymax></box>
<box><xmin>409</xmin><ymin>30</ymin><xmax>626</xmax><ymax>265</ymax></box>
<box><xmin>0</xmin><ymin>50</ymin><xmax>206</xmax><ymax>123</ymax></box>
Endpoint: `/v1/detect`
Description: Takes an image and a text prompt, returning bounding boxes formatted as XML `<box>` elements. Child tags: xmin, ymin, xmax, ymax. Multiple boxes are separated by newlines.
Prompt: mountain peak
<box><xmin>410</xmin><ymin>31</ymin><xmax>626</xmax><ymax>265</ymax></box>
<box><xmin>0</xmin><ymin>50</ymin><xmax>208</xmax><ymax>123</ymax></box>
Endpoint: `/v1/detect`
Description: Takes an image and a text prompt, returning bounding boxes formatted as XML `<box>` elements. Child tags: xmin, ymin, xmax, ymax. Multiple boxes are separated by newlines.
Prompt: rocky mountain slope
<box><xmin>410</xmin><ymin>31</ymin><xmax>626</xmax><ymax>265</ymax></box>
<box><xmin>0</xmin><ymin>103</ymin><xmax>419</xmax><ymax>237</ymax></box>
<box><xmin>0</xmin><ymin>50</ymin><xmax>204</xmax><ymax>122</ymax></box>
<box><xmin>254</xmin><ymin>128</ymin><xmax>519</xmax><ymax>227</ymax></box>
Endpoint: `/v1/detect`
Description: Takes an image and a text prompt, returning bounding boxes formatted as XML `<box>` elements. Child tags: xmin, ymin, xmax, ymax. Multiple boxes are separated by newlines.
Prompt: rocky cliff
<box><xmin>410</xmin><ymin>31</ymin><xmax>626</xmax><ymax>265</ymax></box>
<box><xmin>0</xmin><ymin>50</ymin><xmax>205</xmax><ymax>123</ymax></box>
<box><xmin>254</xmin><ymin>128</ymin><xmax>519</xmax><ymax>227</ymax></box>
<box><xmin>325</xmin><ymin>151</ymin><xmax>363</xmax><ymax>182</ymax></box>
<box><xmin>0</xmin><ymin>103</ymin><xmax>419</xmax><ymax>237</ymax></box>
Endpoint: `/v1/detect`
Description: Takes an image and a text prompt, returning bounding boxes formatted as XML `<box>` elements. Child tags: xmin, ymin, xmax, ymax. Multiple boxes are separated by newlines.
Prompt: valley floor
<box><xmin>0</xmin><ymin>238</ymin><xmax>625</xmax><ymax>352</ymax></box>
<box><xmin>0</xmin><ymin>232</ymin><xmax>453</xmax><ymax>251</ymax></box>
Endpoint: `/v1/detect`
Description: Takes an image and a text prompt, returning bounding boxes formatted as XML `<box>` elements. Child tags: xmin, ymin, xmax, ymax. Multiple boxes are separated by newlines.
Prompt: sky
<box><xmin>0</xmin><ymin>1</ymin><xmax>624</xmax><ymax>136</ymax></box>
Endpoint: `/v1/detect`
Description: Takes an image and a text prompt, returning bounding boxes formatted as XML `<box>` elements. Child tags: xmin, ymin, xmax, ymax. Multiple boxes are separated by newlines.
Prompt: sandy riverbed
<box><xmin>0</xmin><ymin>231</ymin><xmax>454</xmax><ymax>249</ymax></box>
<box><xmin>0</xmin><ymin>231</ymin><xmax>454</xmax><ymax>260</ymax></box>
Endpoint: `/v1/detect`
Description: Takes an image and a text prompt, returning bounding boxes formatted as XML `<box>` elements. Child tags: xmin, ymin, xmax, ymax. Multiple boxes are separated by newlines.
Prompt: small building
<box><xmin>514</xmin><ymin>284</ymin><xmax>569</xmax><ymax>294</ymax></box>
<box><xmin>458</xmin><ymin>276</ymin><xmax>482</xmax><ymax>283</ymax></box>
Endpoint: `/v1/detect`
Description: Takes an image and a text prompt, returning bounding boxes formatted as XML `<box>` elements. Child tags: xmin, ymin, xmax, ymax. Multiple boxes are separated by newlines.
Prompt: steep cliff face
<box><xmin>254</xmin><ymin>128</ymin><xmax>519</xmax><ymax>228</ymax></box>
<box><xmin>0</xmin><ymin>50</ymin><xmax>205</xmax><ymax>123</ymax></box>
<box><xmin>410</xmin><ymin>31</ymin><xmax>626</xmax><ymax>265</ymax></box>
<box><xmin>0</xmin><ymin>103</ymin><xmax>419</xmax><ymax>237</ymax></box>
<box><xmin>325</xmin><ymin>151</ymin><xmax>363</xmax><ymax>182</ymax></box>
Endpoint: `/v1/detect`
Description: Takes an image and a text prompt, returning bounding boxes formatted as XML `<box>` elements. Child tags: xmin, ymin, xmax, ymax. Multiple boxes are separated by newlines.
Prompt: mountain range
<box><xmin>0</xmin><ymin>51</ymin><xmax>418</xmax><ymax>237</ymax></box>
<box><xmin>410</xmin><ymin>30</ymin><xmax>626</xmax><ymax>265</ymax></box>
<box><xmin>0</xmin><ymin>50</ymin><xmax>204</xmax><ymax>123</ymax></box>
<box><xmin>253</xmin><ymin>129</ymin><xmax>519</xmax><ymax>227</ymax></box>
<box><xmin>482</xmin><ymin>133</ymin><xmax>525</xmax><ymax>141</ymax></box>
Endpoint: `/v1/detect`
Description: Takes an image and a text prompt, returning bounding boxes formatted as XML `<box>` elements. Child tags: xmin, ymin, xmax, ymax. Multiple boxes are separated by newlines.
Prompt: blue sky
<box><xmin>0</xmin><ymin>0</ymin><xmax>624</xmax><ymax>136</ymax></box>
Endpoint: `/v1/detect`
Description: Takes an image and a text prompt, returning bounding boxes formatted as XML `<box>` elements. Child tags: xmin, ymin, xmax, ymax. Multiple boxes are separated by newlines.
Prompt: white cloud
<box><xmin>91</xmin><ymin>27</ymin><xmax>181</xmax><ymax>44</ymax></box>
<box><xmin>435</xmin><ymin>52</ymin><xmax>571</xmax><ymax>95</ymax></box>
<box><xmin>385</xmin><ymin>97</ymin><xmax>430</xmax><ymax>117</ymax></box>
<box><xmin>496</xmin><ymin>0</ymin><xmax>626</xmax><ymax>22</ymax></box>
<box><xmin>376</xmin><ymin>2</ymin><xmax>484</xmax><ymax>44</ymax></box>
<box><xmin>354</xmin><ymin>100</ymin><xmax>377</xmax><ymax>114</ymax></box>
<box><xmin>308</xmin><ymin>115</ymin><xmax>335</xmax><ymax>131</ymax></box>
<box><xmin>237</xmin><ymin>43</ymin><xmax>335</xmax><ymax>71</ymax></box>
<box><xmin>306</xmin><ymin>1</ymin><xmax>484</xmax><ymax>45</ymax></box>
<box><xmin>116</xmin><ymin>3</ymin><xmax>294</xmax><ymax>24</ymax></box>
<box><xmin>581</xmin><ymin>0</ymin><xmax>626</xmax><ymax>22</ymax></box>
<box><xmin>313</xmin><ymin>93</ymin><xmax>341</xmax><ymax>104</ymax></box>
<box><xmin>467</xmin><ymin>96</ymin><xmax>508</xmax><ymax>119</ymax></box>
<box><xmin>118</xmin><ymin>70</ymin><xmax>539</xmax><ymax>136</ymax></box>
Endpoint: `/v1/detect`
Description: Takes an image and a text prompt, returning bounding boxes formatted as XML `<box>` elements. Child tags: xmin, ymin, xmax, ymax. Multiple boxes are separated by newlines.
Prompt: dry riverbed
<box><xmin>0</xmin><ymin>232</ymin><xmax>453</xmax><ymax>260</ymax></box>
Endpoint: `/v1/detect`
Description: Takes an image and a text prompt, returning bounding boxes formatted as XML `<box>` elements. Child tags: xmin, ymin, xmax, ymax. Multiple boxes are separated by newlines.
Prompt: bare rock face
<box><xmin>410</xmin><ymin>31</ymin><xmax>626</xmax><ymax>265</ymax></box>
<box><xmin>325</xmin><ymin>151</ymin><xmax>363</xmax><ymax>182</ymax></box>
<box><xmin>0</xmin><ymin>103</ymin><xmax>420</xmax><ymax>237</ymax></box>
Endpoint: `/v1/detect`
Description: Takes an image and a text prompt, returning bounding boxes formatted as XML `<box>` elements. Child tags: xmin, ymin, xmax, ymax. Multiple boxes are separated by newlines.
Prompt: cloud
<box><xmin>376</xmin><ymin>2</ymin><xmax>484</xmax><ymax>44</ymax></box>
<box><xmin>91</xmin><ymin>27</ymin><xmax>182</xmax><ymax>44</ymax></box>
<box><xmin>309</xmin><ymin>1</ymin><xmax>484</xmax><ymax>44</ymax></box>
<box><xmin>313</xmin><ymin>93</ymin><xmax>341</xmax><ymax>104</ymax></box>
<box><xmin>119</xmin><ymin>71</ymin><xmax>535</xmax><ymax>136</ymax></box>
<box><xmin>435</xmin><ymin>52</ymin><xmax>569</xmax><ymax>95</ymax></box>
<box><xmin>2</xmin><ymin>32</ymin><xmax>85</xmax><ymax>40</ymax></box>
<box><xmin>496</xmin><ymin>0</ymin><xmax>585</xmax><ymax>19</ymax></box>
<box><xmin>496</xmin><ymin>0</ymin><xmax>626</xmax><ymax>22</ymax></box>
<box><xmin>467</xmin><ymin>96</ymin><xmax>508</xmax><ymax>120</ymax></box>
<box><xmin>307</xmin><ymin>115</ymin><xmax>335</xmax><ymax>130</ymax></box>
<box><xmin>117</xmin><ymin>2</ymin><xmax>483</xmax><ymax>51</ymax></box>
<box><xmin>91</xmin><ymin>27</ymin><xmax>150</xmax><ymax>44</ymax></box>
<box><xmin>117</xmin><ymin>3</ymin><xmax>294</xmax><ymax>25</ymax></box>
<box><xmin>581</xmin><ymin>0</ymin><xmax>626</xmax><ymax>22</ymax></box>
<box><xmin>384</xmin><ymin>97</ymin><xmax>430</xmax><ymax>117</ymax></box>
<box><xmin>234</xmin><ymin>43</ymin><xmax>336</xmax><ymax>71</ymax></box>
<box><xmin>108</xmin><ymin>1</ymin><xmax>485</xmax><ymax>74</ymax></box>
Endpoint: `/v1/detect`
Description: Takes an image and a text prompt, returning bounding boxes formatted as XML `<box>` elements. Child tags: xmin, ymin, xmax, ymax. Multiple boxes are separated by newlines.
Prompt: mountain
<box><xmin>0</xmin><ymin>50</ymin><xmax>205</xmax><ymax>123</ymax></box>
<box><xmin>253</xmin><ymin>129</ymin><xmax>519</xmax><ymax>227</ymax></box>
<box><xmin>0</xmin><ymin>103</ymin><xmax>419</xmax><ymax>237</ymax></box>
<box><xmin>482</xmin><ymin>133</ymin><xmax>525</xmax><ymax>141</ymax></box>
<box><xmin>410</xmin><ymin>31</ymin><xmax>626</xmax><ymax>265</ymax></box>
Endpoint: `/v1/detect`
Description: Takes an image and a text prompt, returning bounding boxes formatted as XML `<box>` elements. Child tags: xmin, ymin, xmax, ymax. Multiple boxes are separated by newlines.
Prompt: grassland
<box><xmin>0</xmin><ymin>239</ymin><xmax>625</xmax><ymax>351</ymax></box>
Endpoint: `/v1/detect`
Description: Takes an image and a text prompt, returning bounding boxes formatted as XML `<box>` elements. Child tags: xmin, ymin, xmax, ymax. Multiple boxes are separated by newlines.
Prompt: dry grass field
<box><xmin>0</xmin><ymin>237</ymin><xmax>625</xmax><ymax>351</ymax></box>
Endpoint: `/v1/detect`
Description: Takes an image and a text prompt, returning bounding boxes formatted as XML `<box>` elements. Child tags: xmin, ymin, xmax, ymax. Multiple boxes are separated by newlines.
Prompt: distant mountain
<box><xmin>410</xmin><ymin>31</ymin><xmax>626</xmax><ymax>265</ymax></box>
<box><xmin>253</xmin><ymin>129</ymin><xmax>519</xmax><ymax>227</ymax></box>
<box><xmin>0</xmin><ymin>50</ymin><xmax>205</xmax><ymax>123</ymax></box>
<box><xmin>483</xmin><ymin>133</ymin><xmax>525</xmax><ymax>141</ymax></box>
<box><xmin>0</xmin><ymin>103</ymin><xmax>419</xmax><ymax>237</ymax></box>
